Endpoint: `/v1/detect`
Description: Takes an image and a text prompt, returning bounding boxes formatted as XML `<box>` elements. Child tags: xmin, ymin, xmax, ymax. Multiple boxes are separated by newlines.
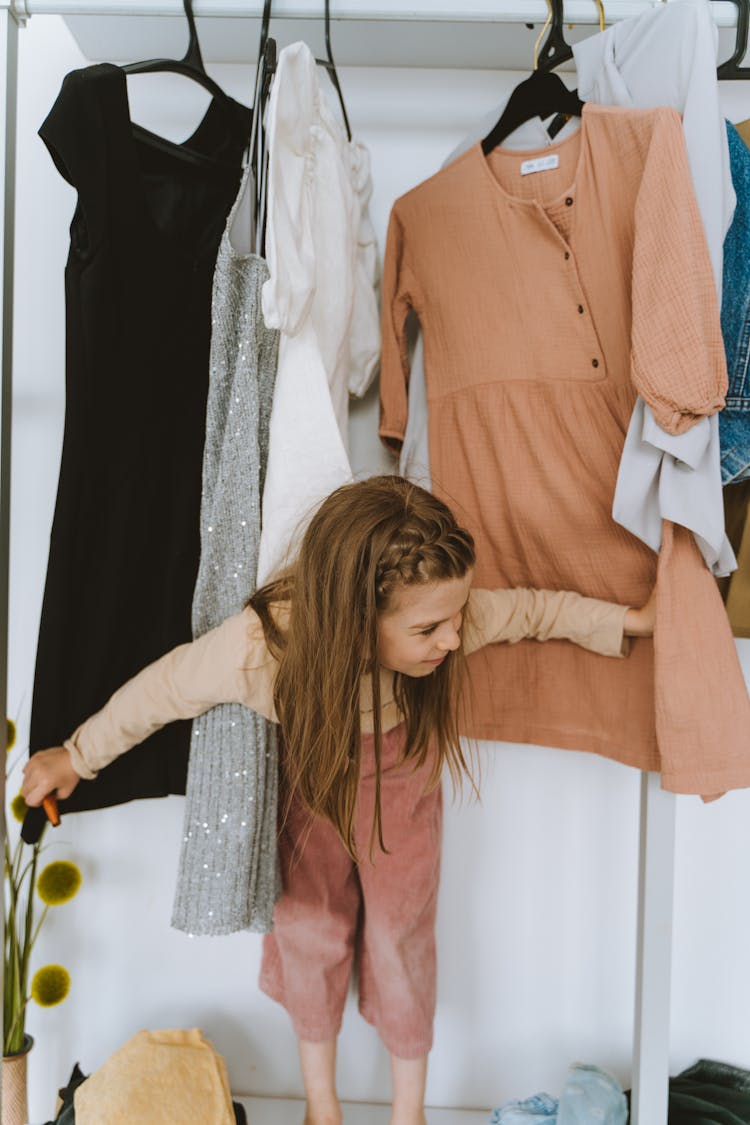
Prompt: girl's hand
<box><xmin>624</xmin><ymin>588</ymin><xmax>656</xmax><ymax>638</ymax></box>
<box><xmin>22</xmin><ymin>746</ymin><xmax>80</xmax><ymax>808</ymax></box>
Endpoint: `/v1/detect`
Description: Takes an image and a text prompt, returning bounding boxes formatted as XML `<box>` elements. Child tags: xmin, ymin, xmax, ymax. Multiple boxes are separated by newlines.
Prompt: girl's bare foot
<box><xmin>304</xmin><ymin>1107</ymin><xmax>343</xmax><ymax>1125</ymax></box>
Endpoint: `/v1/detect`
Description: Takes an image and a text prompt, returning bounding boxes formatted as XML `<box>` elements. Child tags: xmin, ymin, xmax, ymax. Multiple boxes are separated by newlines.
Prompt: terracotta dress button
<box><xmin>578</xmin><ymin>304</ymin><xmax>584</xmax><ymax>314</ymax></box>
<box><xmin>592</xmin><ymin>358</ymin><xmax>599</xmax><ymax>368</ymax></box>
<box><xmin>564</xmin><ymin>251</ymin><xmax>570</xmax><ymax>260</ymax></box>
<box><xmin>565</xmin><ymin>196</ymin><xmax>574</xmax><ymax>206</ymax></box>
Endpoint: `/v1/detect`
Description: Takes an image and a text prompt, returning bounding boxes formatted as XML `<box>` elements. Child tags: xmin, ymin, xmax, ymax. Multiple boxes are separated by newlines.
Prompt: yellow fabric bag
<box><xmin>74</xmin><ymin>1028</ymin><xmax>236</xmax><ymax>1125</ymax></box>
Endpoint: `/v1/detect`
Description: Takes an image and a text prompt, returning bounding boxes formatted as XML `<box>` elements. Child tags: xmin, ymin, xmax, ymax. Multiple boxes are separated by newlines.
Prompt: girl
<box><xmin>23</xmin><ymin>476</ymin><xmax>654</xmax><ymax>1125</ymax></box>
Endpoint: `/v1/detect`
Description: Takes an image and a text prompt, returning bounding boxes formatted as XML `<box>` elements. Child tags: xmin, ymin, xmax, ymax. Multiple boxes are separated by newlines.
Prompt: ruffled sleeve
<box><xmin>613</xmin><ymin>106</ymin><xmax>733</xmax><ymax>575</ymax></box>
<box><xmin>630</xmin><ymin>107</ymin><xmax>727</xmax><ymax>433</ymax></box>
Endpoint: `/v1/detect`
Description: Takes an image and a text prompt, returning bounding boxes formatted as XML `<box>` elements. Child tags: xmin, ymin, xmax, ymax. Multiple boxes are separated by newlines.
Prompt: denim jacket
<box><xmin>720</xmin><ymin>121</ymin><xmax>750</xmax><ymax>484</ymax></box>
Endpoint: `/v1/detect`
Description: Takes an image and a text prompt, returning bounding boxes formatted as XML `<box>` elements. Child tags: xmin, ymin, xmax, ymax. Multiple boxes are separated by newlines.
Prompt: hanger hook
<box><xmin>323</xmin><ymin>0</ymin><xmax>352</xmax><ymax>141</ymax></box>
<box><xmin>594</xmin><ymin>0</ymin><xmax>605</xmax><ymax>32</ymax></box>
<box><xmin>325</xmin><ymin>0</ymin><xmax>335</xmax><ymax>66</ymax></box>
<box><xmin>534</xmin><ymin>0</ymin><xmax>554</xmax><ymax>70</ymax></box>
<box><xmin>258</xmin><ymin>0</ymin><xmax>273</xmax><ymax>59</ymax></box>
<box><xmin>252</xmin><ymin>0</ymin><xmax>273</xmax><ymax>115</ymax></box>
<box><xmin>181</xmin><ymin>0</ymin><xmax>205</xmax><ymax>72</ymax></box>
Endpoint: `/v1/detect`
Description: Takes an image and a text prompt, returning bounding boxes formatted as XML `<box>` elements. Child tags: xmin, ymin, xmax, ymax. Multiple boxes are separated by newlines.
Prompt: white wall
<box><xmin>7</xmin><ymin>15</ymin><xmax>750</xmax><ymax>1121</ymax></box>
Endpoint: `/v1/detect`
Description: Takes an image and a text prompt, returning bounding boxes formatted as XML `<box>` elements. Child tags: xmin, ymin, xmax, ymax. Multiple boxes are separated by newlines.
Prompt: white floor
<box><xmin>236</xmin><ymin>1097</ymin><xmax>490</xmax><ymax>1123</ymax></box>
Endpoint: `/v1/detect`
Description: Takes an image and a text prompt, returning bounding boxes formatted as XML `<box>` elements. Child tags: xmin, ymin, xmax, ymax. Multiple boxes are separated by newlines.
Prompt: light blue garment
<box><xmin>490</xmin><ymin>1064</ymin><xmax>628</xmax><ymax>1125</ymax></box>
<box><xmin>490</xmin><ymin>1092</ymin><xmax>558</xmax><ymax>1124</ymax></box>
<box><xmin>612</xmin><ymin>397</ymin><xmax>734</xmax><ymax>576</ymax></box>
<box><xmin>557</xmin><ymin>1064</ymin><xmax>628</xmax><ymax>1125</ymax></box>
<box><xmin>720</xmin><ymin>121</ymin><xmax>750</xmax><ymax>484</ymax></box>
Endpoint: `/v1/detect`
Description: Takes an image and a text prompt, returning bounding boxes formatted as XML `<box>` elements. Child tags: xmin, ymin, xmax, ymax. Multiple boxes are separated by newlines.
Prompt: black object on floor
<box><xmin>626</xmin><ymin>1059</ymin><xmax>750</xmax><ymax>1124</ymax></box>
<box><xmin>44</xmin><ymin>1063</ymin><xmax>86</xmax><ymax>1124</ymax></box>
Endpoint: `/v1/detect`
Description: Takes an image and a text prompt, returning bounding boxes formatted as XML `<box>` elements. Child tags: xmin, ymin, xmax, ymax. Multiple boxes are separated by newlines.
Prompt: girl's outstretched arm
<box><xmin>22</xmin><ymin>607</ymin><xmax>278</xmax><ymax>807</ymax></box>
<box><xmin>463</xmin><ymin>586</ymin><xmax>655</xmax><ymax>658</ymax></box>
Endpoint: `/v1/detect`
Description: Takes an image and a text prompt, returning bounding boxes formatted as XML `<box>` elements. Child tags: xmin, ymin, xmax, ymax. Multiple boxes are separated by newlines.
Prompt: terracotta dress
<box><xmin>380</xmin><ymin>104</ymin><xmax>750</xmax><ymax>797</ymax></box>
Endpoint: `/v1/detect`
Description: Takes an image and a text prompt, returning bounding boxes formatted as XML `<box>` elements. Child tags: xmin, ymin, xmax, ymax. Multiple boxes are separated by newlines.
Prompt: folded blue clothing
<box><xmin>490</xmin><ymin>1063</ymin><xmax>627</xmax><ymax>1125</ymax></box>
<box><xmin>557</xmin><ymin>1064</ymin><xmax>627</xmax><ymax>1125</ymax></box>
<box><xmin>490</xmin><ymin>1091</ymin><xmax>558</xmax><ymax>1124</ymax></box>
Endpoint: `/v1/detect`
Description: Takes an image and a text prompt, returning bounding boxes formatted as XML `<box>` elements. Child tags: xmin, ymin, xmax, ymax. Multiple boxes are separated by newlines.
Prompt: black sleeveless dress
<box><xmin>23</xmin><ymin>64</ymin><xmax>251</xmax><ymax>842</ymax></box>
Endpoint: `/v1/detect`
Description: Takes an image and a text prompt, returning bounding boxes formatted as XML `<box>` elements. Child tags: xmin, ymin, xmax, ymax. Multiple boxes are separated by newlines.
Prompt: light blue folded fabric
<box><xmin>490</xmin><ymin>1091</ymin><xmax>558</xmax><ymax>1124</ymax></box>
<box><xmin>557</xmin><ymin>1064</ymin><xmax>628</xmax><ymax>1125</ymax></box>
<box><xmin>489</xmin><ymin>1063</ymin><xmax>627</xmax><ymax>1125</ymax></box>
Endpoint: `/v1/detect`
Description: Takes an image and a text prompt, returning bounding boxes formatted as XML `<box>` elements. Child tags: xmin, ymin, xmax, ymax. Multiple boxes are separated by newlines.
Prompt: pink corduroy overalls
<box><xmin>260</xmin><ymin>722</ymin><xmax>442</xmax><ymax>1059</ymax></box>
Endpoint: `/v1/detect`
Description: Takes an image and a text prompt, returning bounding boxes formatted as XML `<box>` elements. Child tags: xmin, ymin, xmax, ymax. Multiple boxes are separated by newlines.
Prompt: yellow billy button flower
<box><xmin>31</xmin><ymin>965</ymin><xmax>70</xmax><ymax>1007</ymax></box>
<box><xmin>10</xmin><ymin>792</ymin><xmax>27</xmax><ymax>823</ymax></box>
<box><xmin>6</xmin><ymin>718</ymin><xmax>15</xmax><ymax>752</ymax></box>
<box><xmin>37</xmin><ymin>861</ymin><xmax>82</xmax><ymax>906</ymax></box>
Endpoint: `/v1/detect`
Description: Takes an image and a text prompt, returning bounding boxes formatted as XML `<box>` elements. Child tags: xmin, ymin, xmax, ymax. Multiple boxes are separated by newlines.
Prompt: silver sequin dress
<box><xmin>171</xmin><ymin>166</ymin><xmax>281</xmax><ymax>936</ymax></box>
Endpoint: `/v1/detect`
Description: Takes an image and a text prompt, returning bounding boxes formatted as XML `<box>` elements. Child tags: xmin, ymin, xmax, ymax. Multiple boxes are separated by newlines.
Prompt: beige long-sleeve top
<box><xmin>65</xmin><ymin>588</ymin><xmax>629</xmax><ymax>780</ymax></box>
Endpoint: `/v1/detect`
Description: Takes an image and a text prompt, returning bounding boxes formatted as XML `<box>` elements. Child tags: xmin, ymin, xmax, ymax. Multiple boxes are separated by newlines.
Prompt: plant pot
<box><xmin>2</xmin><ymin>1034</ymin><xmax>33</xmax><ymax>1125</ymax></box>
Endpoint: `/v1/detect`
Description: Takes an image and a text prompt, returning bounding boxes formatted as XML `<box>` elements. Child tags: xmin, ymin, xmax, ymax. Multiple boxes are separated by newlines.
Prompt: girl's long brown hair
<box><xmin>249</xmin><ymin>476</ymin><xmax>476</xmax><ymax>860</ymax></box>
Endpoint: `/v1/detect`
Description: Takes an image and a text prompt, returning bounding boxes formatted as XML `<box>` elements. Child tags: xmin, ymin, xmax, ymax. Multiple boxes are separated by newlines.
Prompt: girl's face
<box><xmin>376</xmin><ymin>570</ymin><xmax>474</xmax><ymax>677</ymax></box>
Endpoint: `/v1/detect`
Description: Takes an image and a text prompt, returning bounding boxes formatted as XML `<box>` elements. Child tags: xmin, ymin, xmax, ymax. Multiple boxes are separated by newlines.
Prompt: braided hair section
<box><xmin>374</xmin><ymin>498</ymin><xmax>476</xmax><ymax>609</ymax></box>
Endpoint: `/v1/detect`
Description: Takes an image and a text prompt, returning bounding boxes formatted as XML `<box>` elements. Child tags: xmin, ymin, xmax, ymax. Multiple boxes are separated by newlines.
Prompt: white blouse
<box><xmin>258</xmin><ymin>41</ymin><xmax>380</xmax><ymax>583</ymax></box>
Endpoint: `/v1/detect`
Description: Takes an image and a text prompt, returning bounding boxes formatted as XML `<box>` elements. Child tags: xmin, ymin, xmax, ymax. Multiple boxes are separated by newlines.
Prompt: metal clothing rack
<box><xmin>0</xmin><ymin>2</ymin><xmax>739</xmax><ymax>1122</ymax></box>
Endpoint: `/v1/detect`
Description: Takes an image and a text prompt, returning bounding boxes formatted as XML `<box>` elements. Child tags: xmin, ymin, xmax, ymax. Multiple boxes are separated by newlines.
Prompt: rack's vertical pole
<box><xmin>631</xmin><ymin>771</ymin><xmax>677</xmax><ymax>1124</ymax></box>
<box><xmin>0</xmin><ymin>0</ymin><xmax>20</xmax><ymax>1106</ymax></box>
<box><xmin>0</xmin><ymin>0</ymin><xmax>21</xmax><ymax>759</ymax></box>
<box><xmin>0</xmin><ymin>3</ymin><xmax>20</xmax><ymax>704</ymax></box>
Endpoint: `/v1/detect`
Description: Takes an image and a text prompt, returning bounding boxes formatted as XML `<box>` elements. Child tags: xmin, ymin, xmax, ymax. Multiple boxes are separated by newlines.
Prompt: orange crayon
<box><xmin>42</xmin><ymin>794</ymin><xmax>60</xmax><ymax>827</ymax></box>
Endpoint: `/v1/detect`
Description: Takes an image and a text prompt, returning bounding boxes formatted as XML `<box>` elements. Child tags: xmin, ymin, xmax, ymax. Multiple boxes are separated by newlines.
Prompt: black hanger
<box><xmin>481</xmin><ymin>71</ymin><xmax>583</xmax><ymax>154</ymax></box>
<box><xmin>248</xmin><ymin>0</ymin><xmax>275</xmax><ymax>170</ymax></box>
<box><xmin>716</xmin><ymin>0</ymin><xmax>750</xmax><ymax>79</ymax></box>
<box><xmin>248</xmin><ymin>0</ymin><xmax>276</xmax><ymax>254</ymax></box>
<box><xmin>123</xmin><ymin>0</ymin><xmax>231</xmax><ymax>104</ymax></box>
<box><xmin>320</xmin><ymin>0</ymin><xmax>352</xmax><ymax>142</ymax></box>
<box><xmin>254</xmin><ymin>0</ymin><xmax>274</xmax><ymax>77</ymax></box>
<box><xmin>481</xmin><ymin>0</ymin><xmax>583</xmax><ymax>154</ymax></box>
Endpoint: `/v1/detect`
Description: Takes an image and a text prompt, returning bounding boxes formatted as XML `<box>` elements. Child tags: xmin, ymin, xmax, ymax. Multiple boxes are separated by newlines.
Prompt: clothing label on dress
<box><xmin>520</xmin><ymin>154</ymin><xmax>560</xmax><ymax>176</ymax></box>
